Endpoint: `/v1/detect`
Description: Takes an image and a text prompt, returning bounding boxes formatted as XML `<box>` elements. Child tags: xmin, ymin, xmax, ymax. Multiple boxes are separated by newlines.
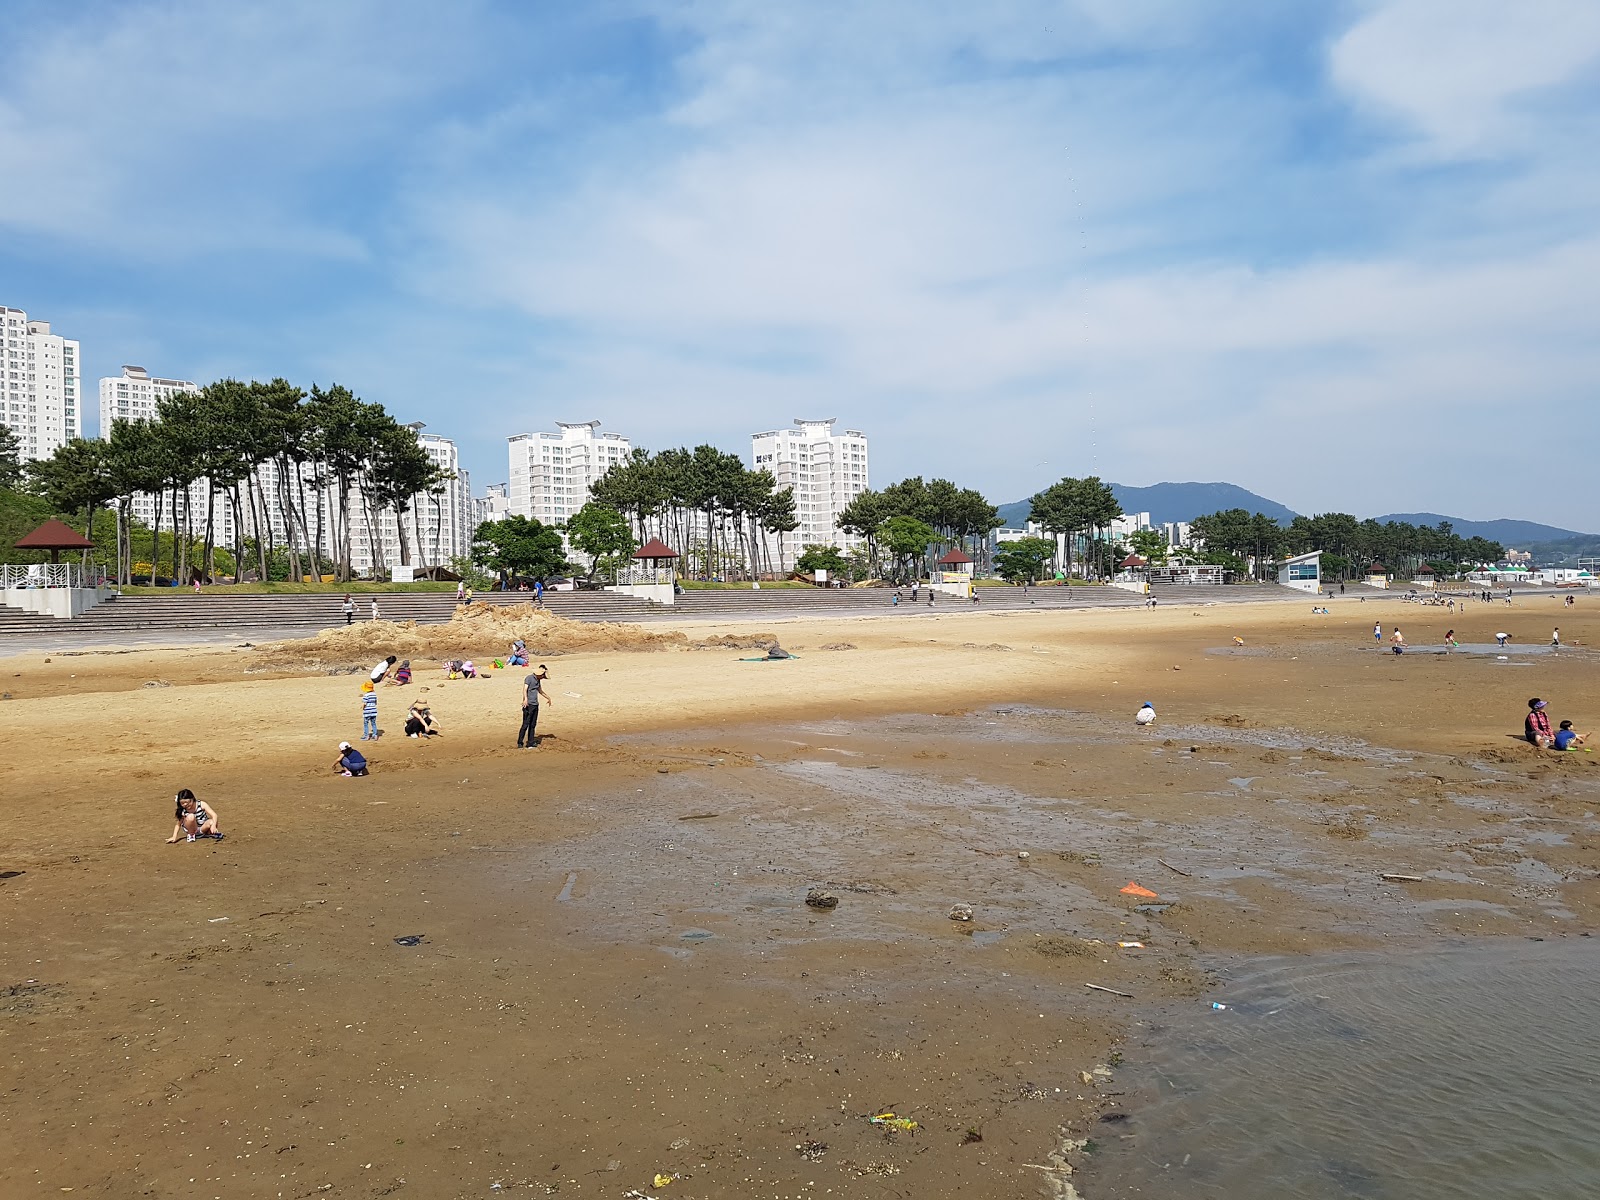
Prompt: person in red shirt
<box><xmin>1525</xmin><ymin>698</ymin><xmax>1554</xmax><ymax>748</ymax></box>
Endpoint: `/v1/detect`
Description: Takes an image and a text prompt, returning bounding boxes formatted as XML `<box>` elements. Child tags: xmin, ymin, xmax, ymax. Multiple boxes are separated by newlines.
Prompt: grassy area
<box><xmin>117</xmin><ymin>580</ymin><xmax>463</xmax><ymax>595</ymax></box>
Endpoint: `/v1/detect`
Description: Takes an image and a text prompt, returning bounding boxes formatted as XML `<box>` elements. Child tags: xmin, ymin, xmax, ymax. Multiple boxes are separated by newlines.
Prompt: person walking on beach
<box><xmin>456</xmin><ymin>580</ymin><xmax>466</xmax><ymax>602</ymax></box>
<box><xmin>361</xmin><ymin>680</ymin><xmax>379</xmax><ymax>740</ymax></box>
<box><xmin>1444</xmin><ymin>629</ymin><xmax>1457</xmax><ymax>653</ymax></box>
<box><xmin>370</xmin><ymin>598</ymin><xmax>380</xmax><ymax>621</ymax></box>
<box><xmin>1552</xmin><ymin>627</ymin><xmax>1561</xmax><ymax>648</ymax></box>
<box><xmin>1374</xmin><ymin>621</ymin><xmax>1382</xmax><ymax>643</ymax></box>
<box><xmin>1391</xmin><ymin>628</ymin><xmax>1405</xmax><ymax>654</ymax></box>
<box><xmin>342</xmin><ymin>594</ymin><xmax>355</xmax><ymax>625</ymax></box>
<box><xmin>518</xmin><ymin>664</ymin><xmax>554</xmax><ymax>748</ymax></box>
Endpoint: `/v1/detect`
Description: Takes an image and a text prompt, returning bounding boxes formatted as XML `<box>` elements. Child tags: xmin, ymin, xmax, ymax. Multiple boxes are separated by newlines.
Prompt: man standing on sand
<box><xmin>518</xmin><ymin>664</ymin><xmax>555</xmax><ymax>748</ymax></box>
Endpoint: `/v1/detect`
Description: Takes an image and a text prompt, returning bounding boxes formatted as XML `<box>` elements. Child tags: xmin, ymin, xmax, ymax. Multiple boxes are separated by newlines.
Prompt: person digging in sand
<box><xmin>334</xmin><ymin>741</ymin><xmax>370</xmax><ymax>776</ymax></box>
<box><xmin>166</xmin><ymin>789</ymin><xmax>222</xmax><ymax>842</ymax></box>
<box><xmin>1554</xmin><ymin>720</ymin><xmax>1587</xmax><ymax>751</ymax></box>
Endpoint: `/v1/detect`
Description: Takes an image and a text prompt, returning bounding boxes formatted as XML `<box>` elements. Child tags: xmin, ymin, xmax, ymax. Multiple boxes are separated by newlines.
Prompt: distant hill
<box><xmin>997</xmin><ymin>481</ymin><xmax>1296</xmax><ymax>529</ymax></box>
<box><xmin>1372</xmin><ymin>513</ymin><xmax>1590</xmax><ymax>544</ymax></box>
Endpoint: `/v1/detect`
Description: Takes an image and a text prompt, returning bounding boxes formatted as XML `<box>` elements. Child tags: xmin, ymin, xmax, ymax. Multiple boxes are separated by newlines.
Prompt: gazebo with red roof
<box><xmin>632</xmin><ymin>538</ymin><xmax>680</xmax><ymax>569</ymax></box>
<box><xmin>15</xmin><ymin>519</ymin><xmax>94</xmax><ymax>565</ymax></box>
<box><xmin>936</xmin><ymin>547</ymin><xmax>974</xmax><ymax>577</ymax></box>
<box><xmin>1119</xmin><ymin>554</ymin><xmax>1148</xmax><ymax>570</ymax></box>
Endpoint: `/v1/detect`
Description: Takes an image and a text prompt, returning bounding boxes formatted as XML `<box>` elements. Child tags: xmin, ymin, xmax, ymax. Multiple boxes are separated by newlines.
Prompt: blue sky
<box><xmin>2</xmin><ymin>0</ymin><xmax>1597</xmax><ymax>528</ymax></box>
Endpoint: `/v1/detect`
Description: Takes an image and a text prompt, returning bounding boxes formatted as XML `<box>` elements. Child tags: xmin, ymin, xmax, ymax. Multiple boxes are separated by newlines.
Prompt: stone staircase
<box><xmin>0</xmin><ymin>589</ymin><xmax>659</xmax><ymax>640</ymax></box>
<box><xmin>0</xmin><ymin>580</ymin><xmax>1317</xmax><ymax>650</ymax></box>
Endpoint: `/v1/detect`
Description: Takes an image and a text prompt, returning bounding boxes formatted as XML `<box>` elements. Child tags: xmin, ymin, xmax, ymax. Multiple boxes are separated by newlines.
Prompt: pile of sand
<box><xmin>255</xmin><ymin>603</ymin><xmax>689</xmax><ymax>668</ymax></box>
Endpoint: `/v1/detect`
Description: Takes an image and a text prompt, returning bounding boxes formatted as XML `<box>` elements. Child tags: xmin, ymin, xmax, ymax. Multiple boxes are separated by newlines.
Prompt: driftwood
<box><xmin>1157</xmin><ymin>858</ymin><xmax>1192</xmax><ymax>877</ymax></box>
<box><xmin>1380</xmin><ymin>873</ymin><xmax>1425</xmax><ymax>882</ymax></box>
<box><xmin>1084</xmin><ymin>983</ymin><xmax>1134</xmax><ymax>998</ymax></box>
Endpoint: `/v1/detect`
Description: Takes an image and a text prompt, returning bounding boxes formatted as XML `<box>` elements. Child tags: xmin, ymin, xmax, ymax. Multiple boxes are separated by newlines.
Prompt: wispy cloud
<box><xmin>2</xmin><ymin>0</ymin><xmax>1595</xmax><ymax>525</ymax></box>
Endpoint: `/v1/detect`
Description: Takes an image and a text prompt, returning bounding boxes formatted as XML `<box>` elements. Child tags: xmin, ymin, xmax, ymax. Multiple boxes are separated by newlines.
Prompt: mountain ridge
<box><xmin>994</xmin><ymin>484</ymin><xmax>1593</xmax><ymax>541</ymax></box>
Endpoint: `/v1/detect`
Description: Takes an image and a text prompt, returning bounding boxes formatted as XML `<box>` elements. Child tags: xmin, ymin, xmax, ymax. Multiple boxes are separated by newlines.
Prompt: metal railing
<box><xmin>614</xmin><ymin>566</ymin><xmax>676</xmax><ymax>585</ymax></box>
<box><xmin>1</xmin><ymin>563</ymin><xmax>112</xmax><ymax>589</ymax></box>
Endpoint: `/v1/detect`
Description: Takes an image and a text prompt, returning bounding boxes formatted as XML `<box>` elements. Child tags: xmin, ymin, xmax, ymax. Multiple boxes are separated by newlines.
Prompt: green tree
<box><xmin>1126</xmin><ymin>529</ymin><xmax>1168</xmax><ymax>566</ymax></box>
<box><xmin>565</xmin><ymin>502</ymin><xmax>637</xmax><ymax>582</ymax></box>
<box><xmin>0</xmin><ymin>425</ymin><xmax>21</xmax><ymax>491</ymax></box>
<box><xmin>994</xmin><ymin>536</ymin><xmax>1057</xmax><ymax>583</ymax></box>
<box><xmin>881</xmin><ymin>515</ymin><xmax>937</xmax><ymax>583</ymax></box>
<box><xmin>1029</xmin><ymin>475</ymin><xmax>1120</xmax><ymax>578</ymax></box>
<box><xmin>796</xmin><ymin>544</ymin><xmax>848</xmax><ymax>575</ymax></box>
<box><xmin>472</xmin><ymin>515</ymin><xmax>569</xmax><ymax>583</ymax></box>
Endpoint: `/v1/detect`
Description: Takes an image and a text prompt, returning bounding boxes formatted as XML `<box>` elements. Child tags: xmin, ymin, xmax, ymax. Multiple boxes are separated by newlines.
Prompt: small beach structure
<box><xmin>933</xmin><ymin>547</ymin><xmax>975</xmax><ymax>597</ymax></box>
<box><xmin>608</xmin><ymin>537</ymin><xmax>680</xmax><ymax>605</ymax></box>
<box><xmin>1365</xmin><ymin>563</ymin><xmax>1389</xmax><ymax>589</ymax></box>
<box><xmin>4</xmin><ymin>520</ymin><xmax>114</xmax><ymax>618</ymax></box>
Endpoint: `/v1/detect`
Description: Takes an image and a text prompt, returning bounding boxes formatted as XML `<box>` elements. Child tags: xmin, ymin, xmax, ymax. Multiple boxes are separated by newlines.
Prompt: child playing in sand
<box><xmin>1554</xmin><ymin>721</ymin><xmax>1587</xmax><ymax>751</ymax></box>
<box><xmin>390</xmin><ymin>660</ymin><xmax>412</xmax><ymax>685</ymax></box>
<box><xmin>334</xmin><ymin>742</ymin><xmax>369</xmax><ymax>776</ymax></box>
<box><xmin>1135</xmin><ymin>702</ymin><xmax>1156</xmax><ymax>726</ymax></box>
<box><xmin>165</xmin><ymin>789</ymin><xmax>222</xmax><ymax>842</ymax></box>
<box><xmin>361</xmin><ymin>680</ymin><xmax>379</xmax><ymax>740</ymax></box>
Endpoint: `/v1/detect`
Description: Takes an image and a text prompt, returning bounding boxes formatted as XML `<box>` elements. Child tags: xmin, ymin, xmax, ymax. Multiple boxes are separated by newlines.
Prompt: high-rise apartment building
<box><xmin>473</xmin><ymin>482</ymin><xmax>510</xmax><ymax>529</ymax></box>
<box><xmin>507</xmin><ymin>421</ymin><xmax>631</xmax><ymax>524</ymax></box>
<box><xmin>750</xmin><ymin>418</ymin><xmax>869</xmax><ymax>568</ymax></box>
<box><xmin>287</xmin><ymin>425</ymin><xmax>473</xmax><ymax>578</ymax></box>
<box><xmin>1</xmin><ymin>305</ymin><xmax>82</xmax><ymax>461</ymax></box>
<box><xmin>99</xmin><ymin>364</ymin><xmax>197</xmax><ymax>433</ymax></box>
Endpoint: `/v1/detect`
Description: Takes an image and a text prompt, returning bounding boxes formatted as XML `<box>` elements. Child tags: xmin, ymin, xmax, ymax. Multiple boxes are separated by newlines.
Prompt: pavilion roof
<box><xmin>632</xmin><ymin>537</ymin><xmax>680</xmax><ymax>559</ymax></box>
<box><xmin>14</xmin><ymin>519</ymin><xmax>93</xmax><ymax>551</ymax></box>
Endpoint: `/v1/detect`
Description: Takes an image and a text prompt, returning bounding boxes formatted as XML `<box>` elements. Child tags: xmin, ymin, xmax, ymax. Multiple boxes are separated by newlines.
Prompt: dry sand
<box><xmin>2</xmin><ymin>595</ymin><xmax>1596</xmax><ymax>1198</ymax></box>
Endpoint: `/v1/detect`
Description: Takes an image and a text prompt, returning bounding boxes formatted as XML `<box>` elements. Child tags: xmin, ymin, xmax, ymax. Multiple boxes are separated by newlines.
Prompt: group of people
<box><xmin>340</xmin><ymin>594</ymin><xmax>381</xmax><ymax>624</ymax></box>
<box><xmin>1525</xmin><ymin>699</ymin><xmax>1587</xmax><ymax>751</ymax></box>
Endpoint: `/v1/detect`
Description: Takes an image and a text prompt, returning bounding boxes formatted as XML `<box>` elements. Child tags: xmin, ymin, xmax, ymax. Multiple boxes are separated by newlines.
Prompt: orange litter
<box><xmin>1120</xmin><ymin>882</ymin><xmax>1159</xmax><ymax>898</ymax></box>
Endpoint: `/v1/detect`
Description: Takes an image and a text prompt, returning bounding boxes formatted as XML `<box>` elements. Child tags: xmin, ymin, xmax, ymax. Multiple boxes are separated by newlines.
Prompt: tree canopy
<box><xmin>471</xmin><ymin>515</ymin><xmax>569</xmax><ymax>582</ymax></box>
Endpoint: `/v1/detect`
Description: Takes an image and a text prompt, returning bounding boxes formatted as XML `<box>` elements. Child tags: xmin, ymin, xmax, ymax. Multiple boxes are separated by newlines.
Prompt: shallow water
<box><xmin>1086</xmin><ymin>939</ymin><xmax>1600</xmax><ymax>1199</ymax></box>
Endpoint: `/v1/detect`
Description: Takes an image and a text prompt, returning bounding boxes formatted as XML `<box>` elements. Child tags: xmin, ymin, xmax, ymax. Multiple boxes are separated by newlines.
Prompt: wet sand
<box><xmin>2</xmin><ymin>596</ymin><xmax>1597</xmax><ymax>1198</ymax></box>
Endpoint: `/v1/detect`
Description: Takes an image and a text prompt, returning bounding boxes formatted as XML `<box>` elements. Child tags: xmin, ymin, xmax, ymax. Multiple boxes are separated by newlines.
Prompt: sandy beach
<box><xmin>3</xmin><ymin>594</ymin><xmax>1597</xmax><ymax>1199</ymax></box>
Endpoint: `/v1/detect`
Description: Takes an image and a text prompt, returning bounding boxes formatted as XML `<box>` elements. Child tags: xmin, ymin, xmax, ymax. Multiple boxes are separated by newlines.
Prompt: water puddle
<box><xmin>1084</xmin><ymin>938</ymin><xmax>1600</xmax><ymax>1199</ymax></box>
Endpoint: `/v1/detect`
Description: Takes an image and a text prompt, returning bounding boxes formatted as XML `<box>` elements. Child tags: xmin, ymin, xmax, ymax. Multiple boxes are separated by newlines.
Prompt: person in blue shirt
<box><xmin>1554</xmin><ymin>721</ymin><xmax>1587</xmax><ymax>751</ymax></box>
<box><xmin>334</xmin><ymin>741</ymin><xmax>369</xmax><ymax>776</ymax></box>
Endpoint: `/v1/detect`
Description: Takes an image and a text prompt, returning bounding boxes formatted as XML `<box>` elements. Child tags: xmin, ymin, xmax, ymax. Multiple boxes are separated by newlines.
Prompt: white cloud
<box><xmin>0</xmin><ymin>0</ymin><xmax>484</xmax><ymax>257</ymax></box>
<box><xmin>1330</xmin><ymin>0</ymin><xmax>1600</xmax><ymax>157</ymax></box>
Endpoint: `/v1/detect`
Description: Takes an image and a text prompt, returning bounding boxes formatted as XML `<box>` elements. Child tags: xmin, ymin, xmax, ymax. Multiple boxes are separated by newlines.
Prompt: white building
<box><xmin>98</xmin><ymin>366</ymin><xmax>218</xmax><ymax>539</ymax></box>
<box><xmin>1</xmin><ymin>305</ymin><xmax>82</xmax><ymax>461</ymax></box>
<box><xmin>508</xmin><ymin>421</ymin><xmax>632</xmax><ymax>524</ymax></box>
<box><xmin>1278</xmin><ymin>550</ymin><xmax>1322</xmax><ymax>594</ymax></box>
<box><xmin>99</xmin><ymin>364</ymin><xmax>196</xmax><ymax>433</ymax></box>
<box><xmin>320</xmin><ymin>426</ymin><xmax>473</xmax><ymax>579</ymax></box>
<box><xmin>473</xmin><ymin>482</ymin><xmax>510</xmax><ymax>529</ymax></box>
<box><xmin>750</xmin><ymin>418</ymin><xmax>869</xmax><ymax>570</ymax></box>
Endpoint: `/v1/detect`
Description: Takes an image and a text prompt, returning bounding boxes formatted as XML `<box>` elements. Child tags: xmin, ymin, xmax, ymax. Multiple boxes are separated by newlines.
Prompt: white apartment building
<box><xmin>507</xmin><ymin>421</ymin><xmax>632</xmax><ymax>524</ymax></box>
<box><xmin>340</xmin><ymin>428</ymin><xmax>473</xmax><ymax>577</ymax></box>
<box><xmin>1</xmin><ymin>305</ymin><xmax>82</xmax><ymax>461</ymax></box>
<box><xmin>99</xmin><ymin>364</ymin><xmax>196</xmax><ymax>433</ymax></box>
<box><xmin>473</xmin><ymin>482</ymin><xmax>510</xmax><ymax>529</ymax></box>
<box><xmin>750</xmin><ymin>418</ymin><xmax>869</xmax><ymax>569</ymax></box>
<box><xmin>98</xmin><ymin>366</ymin><xmax>219</xmax><ymax>538</ymax></box>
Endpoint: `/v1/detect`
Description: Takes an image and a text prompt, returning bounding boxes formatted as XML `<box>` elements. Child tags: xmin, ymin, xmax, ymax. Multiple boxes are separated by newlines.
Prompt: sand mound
<box><xmin>255</xmin><ymin>604</ymin><xmax>688</xmax><ymax>668</ymax></box>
